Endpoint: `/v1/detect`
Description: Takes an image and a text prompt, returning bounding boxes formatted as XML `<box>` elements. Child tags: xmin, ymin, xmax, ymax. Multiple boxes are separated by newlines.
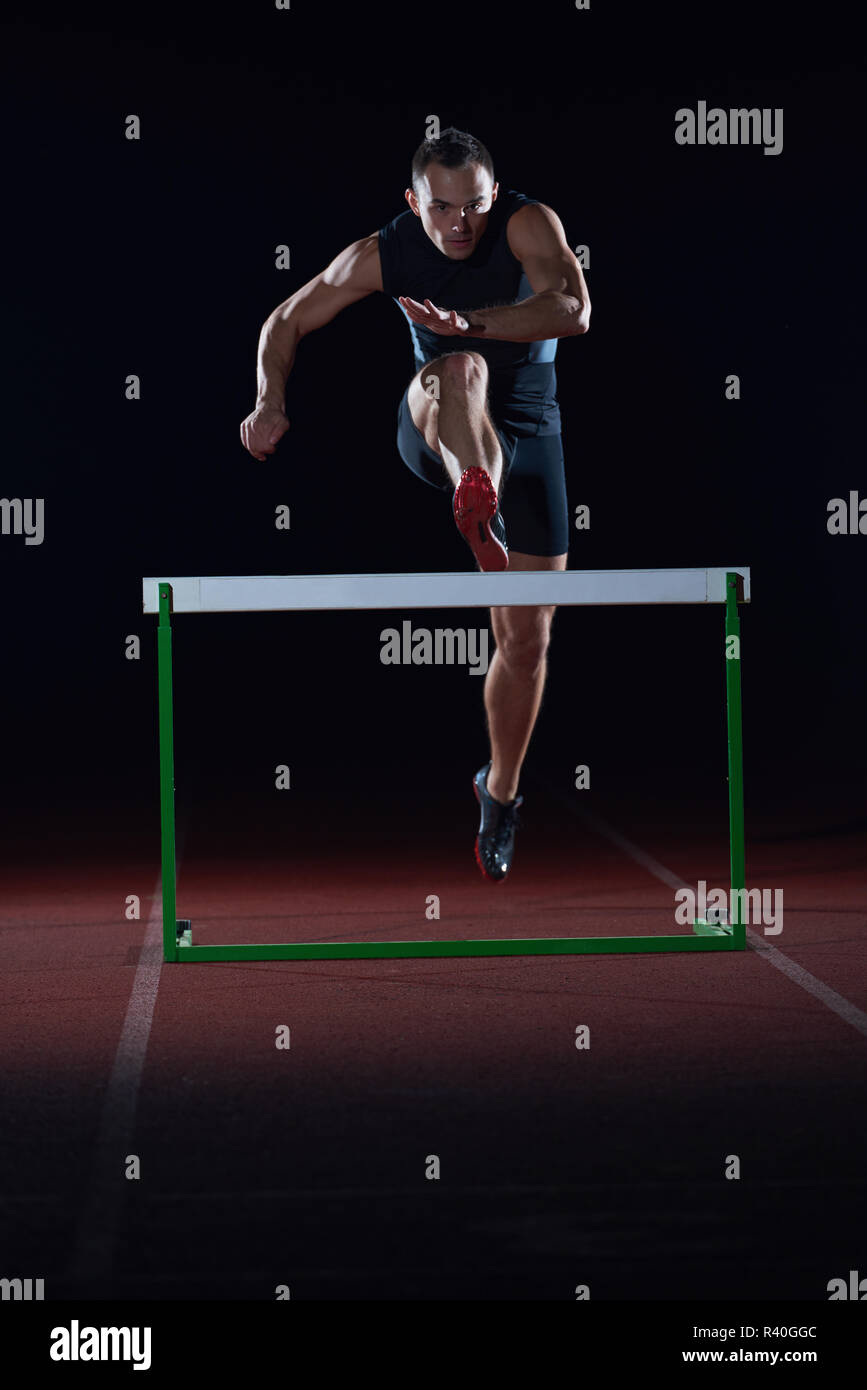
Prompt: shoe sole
<box><xmin>453</xmin><ymin>467</ymin><xmax>508</xmax><ymax>573</ymax></box>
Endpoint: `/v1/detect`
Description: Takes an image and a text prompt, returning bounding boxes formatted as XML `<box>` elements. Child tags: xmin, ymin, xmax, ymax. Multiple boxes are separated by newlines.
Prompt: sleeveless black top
<box><xmin>378</xmin><ymin>189</ymin><xmax>561</xmax><ymax>437</ymax></box>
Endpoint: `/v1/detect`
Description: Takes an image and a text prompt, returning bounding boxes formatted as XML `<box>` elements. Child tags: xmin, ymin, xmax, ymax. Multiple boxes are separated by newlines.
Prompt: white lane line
<box><xmin>575</xmin><ymin>802</ymin><xmax>867</xmax><ymax>1039</ymax></box>
<box><xmin>68</xmin><ymin>874</ymin><xmax>166</xmax><ymax>1288</ymax></box>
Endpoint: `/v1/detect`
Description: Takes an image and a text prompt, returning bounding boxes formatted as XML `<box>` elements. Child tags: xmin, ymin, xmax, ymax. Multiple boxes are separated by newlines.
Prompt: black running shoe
<box><xmin>472</xmin><ymin>762</ymin><xmax>523</xmax><ymax>882</ymax></box>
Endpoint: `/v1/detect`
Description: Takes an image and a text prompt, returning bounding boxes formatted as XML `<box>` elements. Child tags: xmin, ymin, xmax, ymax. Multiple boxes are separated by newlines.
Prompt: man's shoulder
<box><xmin>496</xmin><ymin>191</ymin><xmax>550</xmax><ymax>249</ymax></box>
<box><xmin>500</xmin><ymin>191</ymin><xmax>551</xmax><ymax>228</ymax></box>
<box><xmin>499</xmin><ymin>189</ymin><xmax>542</xmax><ymax>218</ymax></box>
<box><xmin>378</xmin><ymin>206</ymin><xmax>417</xmax><ymax>241</ymax></box>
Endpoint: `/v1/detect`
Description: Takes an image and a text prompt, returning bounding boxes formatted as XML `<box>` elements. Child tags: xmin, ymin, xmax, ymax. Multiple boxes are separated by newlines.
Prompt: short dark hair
<box><xmin>411</xmin><ymin>127</ymin><xmax>495</xmax><ymax>192</ymax></box>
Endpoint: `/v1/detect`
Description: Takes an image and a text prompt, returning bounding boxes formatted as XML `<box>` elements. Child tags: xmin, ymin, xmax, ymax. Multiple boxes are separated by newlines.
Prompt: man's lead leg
<box><xmin>407</xmin><ymin>351</ymin><xmax>508</xmax><ymax>570</ymax></box>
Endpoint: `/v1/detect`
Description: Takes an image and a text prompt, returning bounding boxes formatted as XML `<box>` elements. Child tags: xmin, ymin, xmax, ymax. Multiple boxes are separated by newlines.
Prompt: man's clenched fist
<box><xmin>240</xmin><ymin>405</ymin><xmax>290</xmax><ymax>461</ymax></box>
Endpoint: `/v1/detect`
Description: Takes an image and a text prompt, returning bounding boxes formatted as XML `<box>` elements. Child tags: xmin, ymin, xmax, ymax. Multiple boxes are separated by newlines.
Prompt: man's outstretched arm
<box><xmin>241</xmin><ymin>233</ymin><xmax>382</xmax><ymax>459</ymax></box>
<box><xmin>399</xmin><ymin>203</ymin><xmax>590</xmax><ymax>343</ymax></box>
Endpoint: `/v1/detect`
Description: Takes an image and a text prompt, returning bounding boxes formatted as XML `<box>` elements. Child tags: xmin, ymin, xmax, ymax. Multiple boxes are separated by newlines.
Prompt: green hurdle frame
<box><xmin>153</xmin><ymin>571</ymin><xmax>747</xmax><ymax>962</ymax></box>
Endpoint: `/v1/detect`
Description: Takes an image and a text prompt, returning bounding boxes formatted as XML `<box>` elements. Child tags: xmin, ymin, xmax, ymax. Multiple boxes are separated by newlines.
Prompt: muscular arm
<box><xmin>255</xmin><ymin>233</ymin><xmax>383</xmax><ymax>407</ymax></box>
<box><xmin>462</xmin><ymin>203</ymin><xmax>590</xmax><ymax>341</ymax></box>
<box><xmin>241</xmin><ymin>233</ymin><xmax>382</xmax><ymax>458</ymax></box>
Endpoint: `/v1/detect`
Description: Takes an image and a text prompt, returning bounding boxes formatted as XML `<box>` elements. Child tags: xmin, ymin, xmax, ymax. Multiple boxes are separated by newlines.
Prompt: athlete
<box><xmin>240</xmin><ymin>128</ymin><xmax>590</xmax><ymax>882</ymax></box>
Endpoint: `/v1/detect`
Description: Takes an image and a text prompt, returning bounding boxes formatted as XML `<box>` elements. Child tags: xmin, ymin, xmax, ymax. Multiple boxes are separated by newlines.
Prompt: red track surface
<box><xmin>2</xmin><ymin>787</ymin><xmax>865</xmax><ymax>1300</ymax></box>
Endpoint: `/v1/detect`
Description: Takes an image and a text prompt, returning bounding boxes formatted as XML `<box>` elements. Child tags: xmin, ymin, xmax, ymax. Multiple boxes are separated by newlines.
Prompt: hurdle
<box><xmin>142</xmin><ymin>567</ymin><xmax>749</xmax><ymax>963</ymax></box>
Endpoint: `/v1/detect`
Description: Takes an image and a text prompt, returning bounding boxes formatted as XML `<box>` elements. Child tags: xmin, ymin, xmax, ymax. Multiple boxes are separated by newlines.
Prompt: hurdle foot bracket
<box><xmin>176</xmin><ymin>919</ymin><xmax>192</xmax><ymax>948</ymax></box>
<box><xmin>692</xmin><ymin>918</ymin><xmax>733</xmax><ymax>937</ymax></box>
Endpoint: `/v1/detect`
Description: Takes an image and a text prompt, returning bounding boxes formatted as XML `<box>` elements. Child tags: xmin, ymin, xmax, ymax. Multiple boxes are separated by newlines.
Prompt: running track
<box><xmin>1</xmin><ymin>777</ymin><xmax>865</xmax><ymax>1301</ymax></box>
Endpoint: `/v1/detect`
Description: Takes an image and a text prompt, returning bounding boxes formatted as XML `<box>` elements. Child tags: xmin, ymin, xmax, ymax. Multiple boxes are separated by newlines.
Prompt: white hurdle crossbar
<box><xmin>143</xmin><ymin>567</ymin><xmax>750</xmax><ymax>615</ymax></box>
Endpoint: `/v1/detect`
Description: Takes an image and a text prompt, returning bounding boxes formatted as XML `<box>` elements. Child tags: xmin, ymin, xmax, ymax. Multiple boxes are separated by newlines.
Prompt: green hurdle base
<box><xmin>156</xmin><ymin>574</ymin><xmax>747</xmax><ymax>963</ymax></box>
<box><xmin>168</xmin><ymin>918</ymin><xmax>735</xmax><ymax>961</ymax></box>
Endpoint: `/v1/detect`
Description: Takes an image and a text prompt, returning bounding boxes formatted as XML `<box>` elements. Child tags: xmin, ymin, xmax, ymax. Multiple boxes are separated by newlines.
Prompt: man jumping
<box><xmin>240</xmin><ymin>127</ymin><xmax>590</xmax><ymax>882</ymax></box>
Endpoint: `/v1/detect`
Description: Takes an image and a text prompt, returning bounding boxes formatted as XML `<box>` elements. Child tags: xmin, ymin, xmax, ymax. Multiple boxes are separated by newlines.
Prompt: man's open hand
<box><xmin>398</xmin><ymin>296</ymin><xmax>471</xmax><ymax>336</ymax></box>
<box><xmin>240</xmin><ymin>405</ymin><xmax>290</xmax><ymax>461</ymax></box>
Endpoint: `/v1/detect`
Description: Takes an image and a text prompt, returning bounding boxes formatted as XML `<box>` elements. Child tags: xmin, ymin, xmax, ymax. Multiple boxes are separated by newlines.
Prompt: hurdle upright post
<box><xmin>157</xmin><ymin>583</ymin><xmax>178</xmax><ymax>963</ymax></box>
<box><xmin>725</xmin><ymin>571</ymin><xmax>746</xmax><ymax>949</ymax></box>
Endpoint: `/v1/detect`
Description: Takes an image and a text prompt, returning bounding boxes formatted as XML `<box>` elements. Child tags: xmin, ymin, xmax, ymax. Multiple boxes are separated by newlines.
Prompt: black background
<box><xmin>1</xmin><ymin>0</ymin><xmax>863</xmax><ymax>833</ymax></box>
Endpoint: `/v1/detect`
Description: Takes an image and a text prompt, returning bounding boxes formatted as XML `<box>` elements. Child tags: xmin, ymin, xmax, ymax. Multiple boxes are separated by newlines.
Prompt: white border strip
<box><xmin>68</xmin><ymin>877</ymin><xmax>165</xmax><ymax>1287</ymax></box>
<box><xmin>142</xmin><ymin>567</ymin><xmax>751</xmax><ymax>614</ymax></box>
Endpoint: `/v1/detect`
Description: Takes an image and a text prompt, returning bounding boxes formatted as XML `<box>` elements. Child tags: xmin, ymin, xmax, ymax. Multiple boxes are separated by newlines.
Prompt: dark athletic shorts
<box><xmin>396</xmin><ymin>387</ymin><xmax>570</xmax><ymax>557</ymax></box>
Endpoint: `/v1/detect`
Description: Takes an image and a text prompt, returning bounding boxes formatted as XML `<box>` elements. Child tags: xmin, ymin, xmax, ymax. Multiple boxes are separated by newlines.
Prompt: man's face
<box><xmin>406</xmin><ymin>162</ymin><xmax>498</xmax><ymax>259</ymax></box>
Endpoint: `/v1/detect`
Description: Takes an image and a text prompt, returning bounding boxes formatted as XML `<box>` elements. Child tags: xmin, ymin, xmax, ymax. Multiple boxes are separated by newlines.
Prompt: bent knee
<box><xmin>440</xmin><ymin>350</ymin><xmax>488</xmax><ymax>387</ymax></box>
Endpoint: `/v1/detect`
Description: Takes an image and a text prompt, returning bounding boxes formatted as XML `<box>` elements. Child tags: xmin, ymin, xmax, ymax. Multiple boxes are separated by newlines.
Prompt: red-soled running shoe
<box><xmin>453</xmin><ymin>466</ymin><xmax>508</xmax><ymax>572</ymax></box>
